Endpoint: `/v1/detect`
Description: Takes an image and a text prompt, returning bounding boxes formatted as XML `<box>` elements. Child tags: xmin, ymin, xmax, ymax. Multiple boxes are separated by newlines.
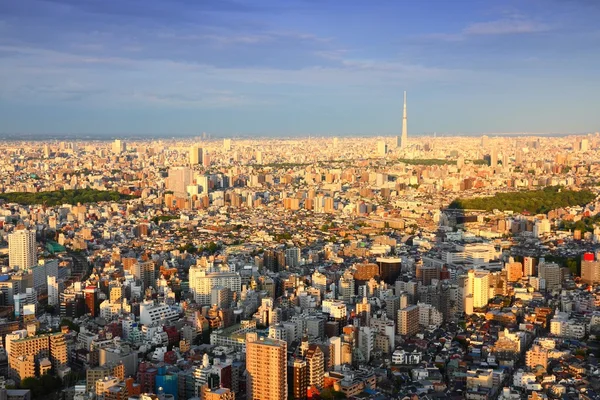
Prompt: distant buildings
<box><xmin>112</xmin><ymin>139</ymin><xmax>126</xmax><ymax>154</ymax></box>
<box><xmin>189</xmin><ymin>145</ymin><xmax>203</xmax><ymax>165</ymax></box>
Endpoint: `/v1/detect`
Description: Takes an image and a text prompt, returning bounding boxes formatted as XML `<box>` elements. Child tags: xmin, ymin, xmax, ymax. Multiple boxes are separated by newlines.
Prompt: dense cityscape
<box><xmin>2</xmin><ymin>0</ymin><xmax>600</xmax><ymax>399</ymax></box>
<box><xmin>0</xmin><ymin>130</ymin><xmax>599</xmax><ymax>400</ymax></box>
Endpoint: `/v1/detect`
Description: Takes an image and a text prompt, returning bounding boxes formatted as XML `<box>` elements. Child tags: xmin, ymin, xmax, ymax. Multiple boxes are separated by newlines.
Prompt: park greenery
<box><xmin>20</xmin><ymin>375</ymin><xmax>62</xmax><ymax>398</ymax></box>
<box><xmin>560</xmin><ymin>213</ymin><xmax>600</xmax><ymax>233</ymax></box>
<box><xmin>396</xmin><ymin>158</ymin><xmax>455</xmax><ymax>166</ymax></box>
<box><xmin>177</xmin><ymin>241</ymin><xmax>222</xmax><ymax>255</ymax></box>
<box><xmin>152</xmin><ymin>215</ymin><xmax>180</xmax><ymax>224</ymax></box>
<box><xmin>449</xmin><ymin>186</ymin><xmax>596</xmax><ymax>214</ymax></box>
<box><xmin>0</xmin><ymin>189</ymin><xmax>135</xmax><ymax>206</ymax></box>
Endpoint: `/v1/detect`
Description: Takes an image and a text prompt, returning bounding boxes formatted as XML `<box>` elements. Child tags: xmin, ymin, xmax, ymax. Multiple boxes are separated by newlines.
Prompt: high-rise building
<box><xmin>189</xmin><ymin>145</ymin><xmax>203</xmax><ymax>165</ymax></box>
<box><xmin>581</xmin><ymin>253</ymin><xmax>600</xmax><ymax>284</ymax></box>
<box><xmin>189</xmin><ymin>265</ymin><xmax>241</xmax><ymax>306</ymax></box>
<box><xmin>166</xmin><ymin>167</ymin><xmax>194</xmax><ymax>197</ymax></box>
<box><xmin>8</xmin><ymin>333</ymin><xmax>66</xmax><ymax>382</ymax></box>
<box><xmin>245</xmin><ymin>333</ymin><xmax>287</xmax><ymax>400</ymax></box>
<box><xmin>133</xmin><ymin>261</ymin><xmax>156</xmax><ymax>290</ymax></box>
<box><xmin>47</xmin><ymin>276</ymin><xmax>62</xmax><ymax>306</ymax></box>
<box><xmin>49</xmin><ymin>332</ymin><xmax>68</xmax><ymax>371</ymax></box>
<box><xmin>202</xmin><ymin>148</ymin><xmax>211</xmax><ymax>167</ymax></box>
<box><xmin>306</xmin><ymin>345</ymin><xmax>324</xmax><ymax>388</ymax></box>
<box><xmin>523</xmin><ymin>257</ymin><xmax>536</xmax><ymax>276</ymax></box>
<box><xmin>84</xmin><ymin>286</ymin><xmax>99</xmax><ymax>317</ymax></box>
<box><xmin>9</xmin><ymin>229</ymin><xmax>37</xmax><ymax>271</ymax></box>
<box><xmin>538</xmin><ymin>262</ymin><xmax>562</xmax><ymax>290</ymax></box>
<box><xmin>468</xmin><ymin>270</ymin><xmax>490</xmax><ymax>309</ymax></box>
<box><xmin>505</xmin><ymin>262</ymin><xmax>523</xmax><ymax>282</ymax></box>
<box><xmin>338</xmin><ymin>270</ymin><xmax>355</xmax><ymax>302</ymax></box>
<box><xmin>397</xmin><ymin>305</ymin><xmax>419</xmax><ymax>336</ymax></box>
<box><xmin>377</xmin><ymin>141</ymin><xmax>387</xmax><ymax>157</ymax></box>
<box><xmin>112</xmin><ymin>139</ymin><xmax>126</xmax><ymax>154</ymax></box>
<box><xmin>481</xmin><ymin>135</ymin><xmax>489</xmax><ymax>148</ymax></box>
<box><xmin>377</xmin><ymin>258</ymin><xmax>402</xmax><ymax>284</ymax></box>
<box><xmin>489</xmin><ymin>147</ymin><xmax>498</xmax><ymax>168</ymax></box>
<box><xmin>358</xmin><ymin>326</ymin><xmax>375</xmax><ymax>361</ymax></box>
<box><xmin>356</xmin><ymin>297</ymin><xmax>371</xmax><ymax>326</ymax></box>
<box><xmin>288</xmin><ymin>358</ymin><xmax>308</xmax><ymax>400</ymax></box>
<box><xmin>285</xmin><ymin>247</ymin><xmax>301</xmax><ymax>268</ymax></box>
<box><xmin>400</xmin><ymin>91</ymin><xmax>408</xmax><ymax>148</ymax></box>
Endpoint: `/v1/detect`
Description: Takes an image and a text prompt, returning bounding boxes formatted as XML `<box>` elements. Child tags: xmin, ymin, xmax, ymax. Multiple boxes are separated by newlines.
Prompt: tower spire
<box><xmin>400</xmin><ymin>91</ymin><xmax>408</xmax><ymax>148</ymax></box>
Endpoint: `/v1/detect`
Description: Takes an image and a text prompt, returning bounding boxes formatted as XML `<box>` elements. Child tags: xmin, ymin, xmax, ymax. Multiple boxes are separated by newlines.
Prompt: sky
<box><xmin>0</xmin><ymin>0</ymin><xmax>599</xmax><ymax>137</ymax></box>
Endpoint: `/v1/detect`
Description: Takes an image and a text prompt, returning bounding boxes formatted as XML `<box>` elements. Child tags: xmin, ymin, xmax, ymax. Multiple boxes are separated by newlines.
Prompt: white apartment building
<box><xmin>9</xmin><ymin>229</ymin><xmax>37</xmax><ymax>271</ymax></box>
<box><xmin>189</xmin><ymin>265</ymin><xmax>241</xmax><ymax>306</ymax></box>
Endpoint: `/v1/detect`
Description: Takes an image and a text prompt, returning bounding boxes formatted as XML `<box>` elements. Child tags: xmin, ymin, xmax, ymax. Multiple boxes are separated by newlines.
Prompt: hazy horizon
<box><xmin>0</xmin><ymin>131</ymin><xmax>595</xmax><ymax>142</ymax></box>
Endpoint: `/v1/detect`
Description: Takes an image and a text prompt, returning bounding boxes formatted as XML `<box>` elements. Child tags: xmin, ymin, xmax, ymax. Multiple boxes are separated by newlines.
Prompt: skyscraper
<box><xmin>189</xmin><ymin>145</ymin><xmax>203</xmax><ymax>165</ymax></box>
<box><xmin>400</xmin><ymin>91</ymin><xmax>408</xmax><ymax>148</ymax></box>
<box><xmin>9</xmin><ymin>229</ymin><xmax>37</xmax><ymax>271</ymax></box>
<box><xmin>166</xmin><ymin>167</ymin><xmax>194</xmax><ymax>197</ymax></box>
<box><xmin>246</xmin><ymin>333</ymin><xmax>287</xmax><ymax>400</ymax></box>
<box><xmin>112</xmin><ymin>139</ymin><xmax>126</xmax><ymax>154</ymax></box>
<box><xmin>377</xmin><ymin>140</ymin><xmax>387</xmax><ymax>157</ymax></box>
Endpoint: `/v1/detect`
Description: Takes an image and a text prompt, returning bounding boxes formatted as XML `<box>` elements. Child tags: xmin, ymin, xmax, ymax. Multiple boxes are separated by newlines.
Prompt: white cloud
<box><xmin>422</xmin><ymin>17</ymin><xmax>551</xmax><ymax>42</ymax></box>
<box><xmin>0</xmin><ymin>42</ymin><xmax>473</xmax><ymax>107</ymax></box>
<box><xmin>464</xmin><ymin>19</ymin><xmax>550</xmax><ymax>35</ymax></box>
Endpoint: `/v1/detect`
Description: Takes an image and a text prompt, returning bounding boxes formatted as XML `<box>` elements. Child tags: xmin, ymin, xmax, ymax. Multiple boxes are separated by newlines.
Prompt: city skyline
<box><xmin>0</xmin><ymin>132</ymin><xmax>599</xmax><ymax>398</ymax></box>
<box><xmin>0</xmin><ymin>0</ymin><xmax>599</xmax><ymax>136</ymax></box>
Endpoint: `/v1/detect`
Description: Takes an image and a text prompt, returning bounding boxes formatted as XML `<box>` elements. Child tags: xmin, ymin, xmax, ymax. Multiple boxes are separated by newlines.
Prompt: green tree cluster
<box><xmin>275</xmin><ymin>232</ymin><xmax>292</xmax><ymax>241</ymax></box>
<box><xmin>0</xmin><ymin>189</ymin><xmax>135</xmax><ymax>206</ymax></box>
<box><xmin>560</xmin><ymin>213</ymin><xmax>600</xmax><ymax>233</ymax></box>
<box><xmin>449</xmin><ymin>186</ymin><xmax>595</xmax><ymax>214</ymax></box>
<box><xmin>177</xmin><ymin>241</ymin><xmax>222</xmax><ymax>255</ymax></box>
<box><xmin>152</xmin><ymin>215</ymin><xmax>180</xmax><ymax>224</ymax></box>
<box><xmin>20</xmin><ymin>375</ymin><xmax>62</xmax><ymax>398</ymax></box>
<box><xmin>544</xmin><ymin>254</ymin><xmax>580</xmax><ymax>275</ymax></box>
<box><xmin>59</xmin><ymin>318</ymin><xmax>80</xmax><ymax>332</ymax></box>
<box><xmin>397</xmin><ymin>158</ymin><xmax>455</xmax><ymax>166</ymax></box>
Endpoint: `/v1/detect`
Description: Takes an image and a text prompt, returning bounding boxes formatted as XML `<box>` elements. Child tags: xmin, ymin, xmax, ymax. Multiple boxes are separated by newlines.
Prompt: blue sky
<box><xmin>0</xmin><ymin>0</ymin><xmax>599</xmax><ymax>137</ymax></box>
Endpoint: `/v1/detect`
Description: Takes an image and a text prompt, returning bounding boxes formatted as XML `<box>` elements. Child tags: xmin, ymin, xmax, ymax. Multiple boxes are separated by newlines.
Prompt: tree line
<box><xmin>449</xmin><ymin>186</ymin><xmax>596</xmax><ymax>214</ymax></box>
<box><xmin>0</xmin><ymin>188</ymin><xmax>135</xmax><ymax>206</ymax></box>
